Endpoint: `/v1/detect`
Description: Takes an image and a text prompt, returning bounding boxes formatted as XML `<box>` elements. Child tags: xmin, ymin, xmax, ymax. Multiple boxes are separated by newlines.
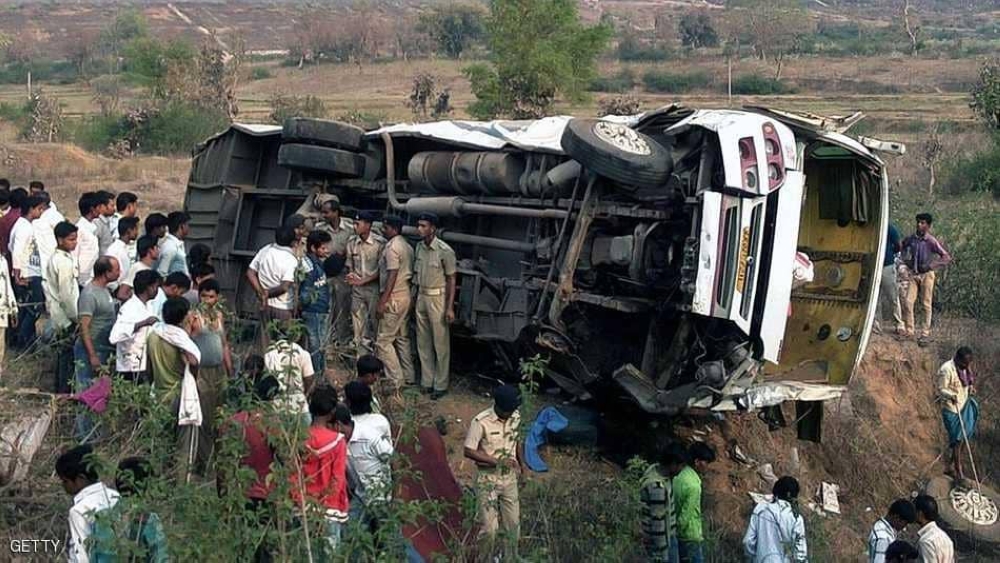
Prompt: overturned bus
<box><xmin>183</xmin><ymin>105</ymin><xmax>903</xmax><ymax>416</ymax></box>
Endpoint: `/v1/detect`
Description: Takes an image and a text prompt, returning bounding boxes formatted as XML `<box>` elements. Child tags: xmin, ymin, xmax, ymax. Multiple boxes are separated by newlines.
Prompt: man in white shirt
<box><xmin>105</xmin><ymin>216</ymin><xmax>139</xmax><ymax>296</ymax></box>
<box><xmin>73</xmin><ymin>193</ymin><xmax>101</xmax><ymax>287</ymax></box>
<box><xmin>56</xmin><ymin>444</ymin><xmax>120</xmax><ymax>563</ymax></box>
<box><xmin>110</xmin><ymin>269</ymin><xmax>161</xmax><ymax>382</ymax></box>
<box><xmin>111</xmin><ymin>192</ymin><xmax>138</xmax><ymax>247</ymax></box>
<box><xmin>743</xmin><ymin>476</ymin><xmax>808</xmax><ymax>563</ymax></box>
<box><xmin>868</xmin><ymin>499</ymin><xmax>917</xmax><ymax>563</ymax></box>
<box><xmin>247</xmin><ymin>225</ymin><xmax>299</xmax><ymax>344</ymax></box>
<box><xmin>9</xmin><ymin>195</ymin><xmax>46</xmax><ymax>349</ymax></box>
<box><xmin>263</xmin><ymin>326</ymin><xmax>315</xmax><ymax>421</ymax></box>
<box><xmin>914</xmin><ymin>495</ymin><xmax>954</xmax><ymax>563</ymax></box>
<box><xmin>33</xmin><ymin>191</ymin><xmax>62</xmax><ymax>282</ymax></box>
<box><xmin>92</xmin><ymin>190</ymin><xmax>116</xmax><ymax>256</ymax></box>
<box><xmin>156</xmin><ymin>212</ymin><xmax>189</xmax><ymax>277</ymax></box>
<box><xmin>45</xmin><ymin>222</ymin><xmax>80</xmax><ymax>393</ymax></box>
<box><xmin>344</xmin><ymin>380</ymin><xmax>394</xmax><ymax>511</ymax></box>
<box><xmin>119</xmin><ymin>235</ymin><xmax>159</xmax><ymax>302</ymax></box>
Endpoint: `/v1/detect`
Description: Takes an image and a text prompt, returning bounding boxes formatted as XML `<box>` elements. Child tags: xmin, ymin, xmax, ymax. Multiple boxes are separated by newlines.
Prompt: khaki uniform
<box><xmin>375</xmin><ymin>234</ymin><xmax>415</xmax><ymax>386</ymax></box>
<box><xmin>346</xmin><ymin>232</ymin><xmax>384</xmax><ymax>354</ymax></box>
<box><xmin>413</xmin><ymin>237</ymin><xmax>457</xmax><ymax>391</ymax></box>
<box><xmin>465</xmin><ymin>408</ymin><xmax>521</xmax><ymax>542</ymax></box>
<box><xmin>318</xmin><ymin>218</ymin><xmax>355</xmax><ymax>345</ymax></box>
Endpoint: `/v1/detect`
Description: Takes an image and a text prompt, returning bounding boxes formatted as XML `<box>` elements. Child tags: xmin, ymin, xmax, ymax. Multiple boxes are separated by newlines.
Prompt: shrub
<box><xmin>250</xmin><ymin>66</ymin><xmax>273</xmax><ymax>80</ymax></box>
<box><xmin>617</xmin><ymin>35</ymin><xmax>674</xmax><ymax>62</ymax></box>
<box><xmin>0</xmin><ymin>59</ymin><xmax>80</xmax><ymax>85</ymax></box>
<box><xmin>641</xmin><ymin>70</ymin><xmax>712</xmax><ymax>94</ymax></box>
<box><xmin>72</xmin><ymin>102</ymin><xmax>228</xmax><ymax>156</ymax></box>
<box><xmin>268</xmin><ymin>94</ymin><xmax>328</xmax><ymax>124</ymax></box>
<box><xmin>598</xmin><ymin>94</ymin><xmax>641</xmax><ymax>116</ymax></box>
<box><xmin>588</xmin><ymin>69</ymin><xmax>637</xmax><ymax>92</ymax></box>
<box><xmin>731</xmin><ymin>74</ymin><xmax>795</xmax><ymax>95</ymax></box>
<box><xmin>73</xmin><ymin>114</ymin><xmax>129</xmax><ymax>154</ymax></box>
<box><xmin>142</xmin><ymin>102</ymin><xmax>228</xmax><ymax>155</ymax></box>
<box><xmin>941</xmin><ymin>141</ymin><xmax>1000</xmax><ymax>198</ymax></box>
<box><xmin>337</xmin><ymin>110</ymin><xmax>388</xmax><ymax>130</ymax></box>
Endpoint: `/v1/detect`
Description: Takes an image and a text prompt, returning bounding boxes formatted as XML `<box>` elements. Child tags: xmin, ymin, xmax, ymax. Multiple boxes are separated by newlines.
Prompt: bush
<box><xmin>731</xmin><ymin>74</ymin><xmax>795</xmax><ymax>95</ymax></box>
<box><xmin>588</xmin><ymin>69</ymin><xmax>637</xmax><ymax>93</ymax></box>
<box><xmin>336</xmin><ymin>110</ymin><xmax>388</xmax><ymax>130</ymax></box>
<box><xmin>143</xmin><ymin>102</ymin><xmax>229</xmax><ymax>155</ymax></box>
<box><xmin>250</xmin><ymin>66</ymin><xmax>273</xmax><ymax>80</ymax></box>
<box><xmin>641</xmin><ymin>70</ymin><xmax>712</xmax><ymax>94</ymax></box>
<box><xmin>72</xmin><ymin>103</ymin><xmax>228</xmax><ymax>156</ymax></box>
<box><xmin>268</xmin><ymin>94</ymin><xmax>328</xmax><ymax>124</ymax></box>
<box><xmin>73</xmin><ymin>114</ymin><xmax>130</xmax><ymax>154</ymax></box>
<box><xmin>617</xmin><ymin>35</ymin><xmax>674</xmax><ymax>62</ymax></box>
<box><xmin>598</xmin><ymin>94</ymin><xmax>641</xmax><ymax>116</ymax></box>
<box><xmin>941</xmin><ymin>141</ymin><xmax>1000</xmax><ymax>198</ymax></box>
<box><xmin>0</xmin><ymin>59</ymin><xmax>80</xmax><ymax>85</ymax></box>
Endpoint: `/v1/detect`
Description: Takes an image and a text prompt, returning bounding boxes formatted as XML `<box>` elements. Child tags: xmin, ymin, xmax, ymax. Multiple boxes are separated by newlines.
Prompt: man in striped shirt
<box><xmin>868</xmin><ymin>499</ymin><xmax>917</xmax><ymax>563</ymax></box>
<box><xmin>640</xmin><ymin>443</ymin><xmax>687</xmax><ymax>563</ymax></box>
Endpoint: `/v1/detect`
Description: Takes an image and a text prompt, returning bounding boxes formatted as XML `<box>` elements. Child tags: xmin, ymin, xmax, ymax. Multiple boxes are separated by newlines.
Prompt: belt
<box><xmin>419</xmin><ymin>287</ymin><xmax>445</xmax><ymax>296</ymax></box>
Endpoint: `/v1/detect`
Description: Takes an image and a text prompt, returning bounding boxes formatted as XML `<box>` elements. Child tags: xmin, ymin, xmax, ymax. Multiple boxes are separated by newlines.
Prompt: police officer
<box><xmin>374</xmin><ymin>215</ymin><xmax>415</xmax><ymax>388</ymax></box>
<box><xmin>413</xmin><ymin>213</ymin><xmax>457</xmax><ymax>399</ymax></box>
<box><xmin>345</xmin><ymin>210</ymin><xmax>384</xmax><ymax>355</ymax></box>
<box><xmin>464</xmin><ymin>384</ymin><xmax>524</xmax><ymax>551</ymax></box>
<box><xmin>316</xmin><ymin>198</ymin><xmax>354</xmax><ymax>346</ymax></box>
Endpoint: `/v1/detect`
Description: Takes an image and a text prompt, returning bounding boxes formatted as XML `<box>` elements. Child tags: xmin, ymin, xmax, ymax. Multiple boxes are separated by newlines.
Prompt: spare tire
<box><xmin>278</xmin><ymin>144</ymin><xmax>366</xmax><ymax>177</ymax></box>
<box><xmin>282</xmin><ymin>118</ymin><xmax>366</xmax><ymax>151</ymax></box>
<box><xmin>925</xmin><ymin>475</ymin><xmax>1000</xmax><ymax>553</ymax></box>
<box><xmin>561</xmin><ymin>119</ymin><xmax>672</xmax><ymax>189</ymax></box>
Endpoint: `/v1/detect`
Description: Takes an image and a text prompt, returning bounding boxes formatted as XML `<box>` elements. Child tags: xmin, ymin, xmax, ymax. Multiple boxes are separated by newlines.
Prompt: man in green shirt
<box><xmin>672</xmin><ymin>442</ymin><xmax>716</xmax><ymax>563</ymax></box>
<box><xmin>641</xmin><ymin>443</ymin><xmax>687</xmax><ymax>563</ymax></box>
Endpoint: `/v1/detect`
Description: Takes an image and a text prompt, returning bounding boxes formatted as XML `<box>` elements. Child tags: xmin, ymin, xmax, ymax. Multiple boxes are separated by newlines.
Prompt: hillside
<box><xmin>0</xmin><ymin>0</ymin><xmax>998</xmax><ymax>54</ymax></box>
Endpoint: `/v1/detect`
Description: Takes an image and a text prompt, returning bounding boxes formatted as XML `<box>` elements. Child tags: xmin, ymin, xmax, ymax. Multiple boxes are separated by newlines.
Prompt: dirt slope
<box><xmin>690</xmin><ymin>328</ymin><xmax>999</xmax><ymax>560</ymax></box>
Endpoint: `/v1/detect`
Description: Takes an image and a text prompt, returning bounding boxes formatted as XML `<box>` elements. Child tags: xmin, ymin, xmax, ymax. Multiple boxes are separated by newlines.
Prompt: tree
<box><xmin>970</xmin><ymin>58</ymin><xmax>1000</xmax><ymax>130</ymax></box>
<box><xmin>726</xmin><ymin>0</ymin><xmax>812</xmax><ymax>80</ymax></box>
<box><xmin>100</xmin><ymin>8</ymin><xmax>149</xmax><ymax>73</ymax></box>
<box><xmin>679</xmin><ymin>13</ymin><xmax>719</xmax><ymax>49</ymax></box>
<box><xmin>417</xmin><ymin>3</ymin><xmax>486</xmax><ymax>59</ymax></box>
<box><xmin>920</xmin><ymin>125</ymin><xmax>943</xmax><ymax>195</ymax></box>
<box><xmin>900</xmin><ymin>0</ymin><xmax>921</xmax><ymax>56</ymax></box>
<box><xmin>465</xmin><ymin>0</ymin><xmax>611</xmax><ymax>119</ymax></box>
<box><xmin>65</xmin><ymin>30</ymin><xmax>100</xmax><ymax>79</ymax></box>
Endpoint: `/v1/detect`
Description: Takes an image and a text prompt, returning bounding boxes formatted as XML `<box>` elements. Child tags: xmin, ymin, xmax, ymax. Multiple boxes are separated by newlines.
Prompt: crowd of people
<box><xmin>0</xmin><ymin>180</ymin><xmax>519</xmax><ymax>561</ymax></box>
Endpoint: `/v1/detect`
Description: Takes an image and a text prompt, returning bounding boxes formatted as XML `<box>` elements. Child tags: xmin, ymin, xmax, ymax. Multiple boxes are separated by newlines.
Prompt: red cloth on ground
<box><xmin>398</xmin><ymin>426</ymin><xmax>476</xmax><ymax>560</ymax></box>
<box><xmin>73</xmin><ymin>376</ymin><xmax>112</xmax><ymax>413</ymax></box>
<box><xmin>291</xmin><ymin>425</ymin><xmax>349</xmax><ymax>522</ymax></box>
<box><xmin>230</xmin><ymin>411</ymin><xmax>275</xmax><ymax>500</ymax></box>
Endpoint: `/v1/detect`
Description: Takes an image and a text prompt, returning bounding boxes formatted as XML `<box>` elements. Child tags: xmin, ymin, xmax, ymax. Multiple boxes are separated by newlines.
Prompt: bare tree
<box><xmin>920</xmin><ymin>125</ymin><xmax>943</xmax><ymax>195</ymax></box>
<box><xmin>901</xmin><ymin>0</ymin><xmax>920</xmax><ymax>56</ymax></box>
<box><xmin>726</xmin><ymin>0</ymin><xmax>811</xmax><ymax>80</ymax></box>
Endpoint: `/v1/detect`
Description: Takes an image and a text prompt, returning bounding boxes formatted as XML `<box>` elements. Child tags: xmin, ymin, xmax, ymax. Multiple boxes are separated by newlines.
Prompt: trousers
<box><xmin>329</xmin><ymin>276</ymin><xmax>352</xmax><ymax>345</ymax></box>
<box><xmin>901</xmin><ymin>270</ymin><xmax>936</xmax><ymax>337</ymax></box>
<box><xmin>415</xmin><ymin>291</ymin><xmax>449</xmax><ymax>391</ymax></box>
<box><xmin>351</xmin><ymin>284</ymin><xmax>379</xmax><ymax>355</ymax></box>
<box><xmin>875</xmin><ymin>264</ymin><xmax>903</xmax><ymax>332</ymax></box>
<box><xmin>375</xmin><ymin>291</ymin><xmax>415</xmax><ymax>386</ymax></box>
<box><xmin>477</xmin><ymin>473</ymin><xmax>520</xmax><ymax>542</ymax></box>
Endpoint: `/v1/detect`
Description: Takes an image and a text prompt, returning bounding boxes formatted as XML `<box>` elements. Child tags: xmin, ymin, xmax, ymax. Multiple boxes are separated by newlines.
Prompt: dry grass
<box><xmin>0</xmin><ymin>141</ymin><xmax>189</xmax><ymax>216</ymax></box>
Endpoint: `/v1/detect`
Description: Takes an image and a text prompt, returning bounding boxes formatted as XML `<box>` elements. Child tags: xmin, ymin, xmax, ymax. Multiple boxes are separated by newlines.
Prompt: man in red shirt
<box><xmin>292</xmin><ymin>386</ymin><xmax>350</xmax><ymax>557</ymax></box>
